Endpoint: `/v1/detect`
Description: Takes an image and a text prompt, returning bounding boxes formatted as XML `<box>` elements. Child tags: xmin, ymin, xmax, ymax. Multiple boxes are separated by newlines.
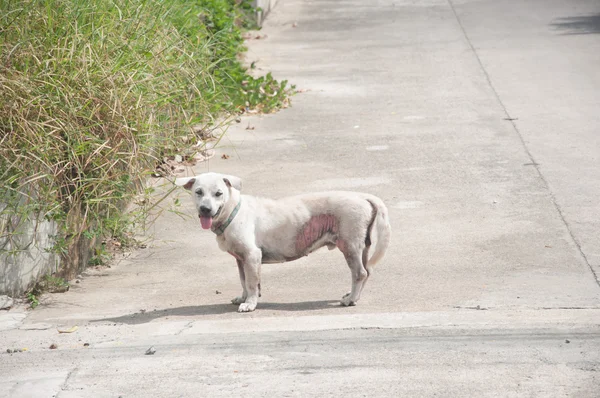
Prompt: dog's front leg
<box><xmin>237</xmin><ymin>249</ymin><xmax>261</xmax><ymax>313</ymax></box>
<box><xmin>231</xmin><ymin>259</ymin><xmax>248</xmax><ymax>305</ymax></box>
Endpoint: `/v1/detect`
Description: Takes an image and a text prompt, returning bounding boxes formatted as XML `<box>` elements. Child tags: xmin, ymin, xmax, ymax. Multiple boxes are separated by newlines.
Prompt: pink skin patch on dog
<box><xmin>295</xmin><ymin>214</ymin><xmax>339</xmax><ymax>253</ymax></box>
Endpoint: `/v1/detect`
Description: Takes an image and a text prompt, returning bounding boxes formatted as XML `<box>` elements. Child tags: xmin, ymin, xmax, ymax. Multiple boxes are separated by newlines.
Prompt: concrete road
<box><xmin>2</xmin><ymin>312</ymin><xmax>599</xmax><ymax>397</ymax></box>
<box><xmin>1</xmin><ymin>0</ymin><xmax>599</xmax><ymax>396</ymax></box>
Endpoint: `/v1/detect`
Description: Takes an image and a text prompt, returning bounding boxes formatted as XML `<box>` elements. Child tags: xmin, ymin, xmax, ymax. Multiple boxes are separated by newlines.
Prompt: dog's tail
<box><xmin>366</xmin><ymin>197</ymin><xmax>391</xmax><ymax>266</ymax></box>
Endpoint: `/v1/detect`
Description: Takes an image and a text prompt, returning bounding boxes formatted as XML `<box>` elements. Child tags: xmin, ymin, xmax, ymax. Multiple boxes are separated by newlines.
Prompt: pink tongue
<box><xmin>200</xmin><ymin>216</ymin><xmax>213</xmax><ymax>230</ymax></box>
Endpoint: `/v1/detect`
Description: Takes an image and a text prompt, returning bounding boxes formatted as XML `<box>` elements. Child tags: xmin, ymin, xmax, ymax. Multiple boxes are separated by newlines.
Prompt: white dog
<box><xmin>176</xmin><ymin>172</ymin><xmax>391</xmax><ymax>312</ymax></box>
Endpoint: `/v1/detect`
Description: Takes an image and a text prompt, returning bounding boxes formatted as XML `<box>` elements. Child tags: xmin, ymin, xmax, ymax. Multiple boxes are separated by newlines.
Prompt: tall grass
<box><xmin>0</xmin><ymin>0</ymin><xmax>292</xmax><ymax>278</ymax></box>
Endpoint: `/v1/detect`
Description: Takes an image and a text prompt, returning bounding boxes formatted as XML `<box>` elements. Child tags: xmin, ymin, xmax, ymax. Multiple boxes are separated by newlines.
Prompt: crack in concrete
<box><xmin>56</xmin><ymin>366</ymin><xmax>78</xmax><ymax>397</ymax></box>
<box><xmin>176</xmin><ymin>320</ymin><xmax>194</xmax><ymax>335</ymax></box>
<box><xmin>447</xmin><ymin>0</ymin><xmax>600</xmax><ymax>289</ymax></box>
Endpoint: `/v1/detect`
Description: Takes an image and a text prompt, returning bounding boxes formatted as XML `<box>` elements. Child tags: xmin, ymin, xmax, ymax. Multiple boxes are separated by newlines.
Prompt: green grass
<box><xmin>0</xmin><ymin>0</ymin><xmax>293</xmax><ymax>278</ymax></box>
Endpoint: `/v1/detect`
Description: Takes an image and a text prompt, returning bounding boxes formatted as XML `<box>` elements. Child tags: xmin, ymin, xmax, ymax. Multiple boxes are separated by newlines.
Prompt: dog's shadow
<box><xmin>91</xmin><ymin>300</ymin><xmax>342</xmax><ymax>325</ymax></box>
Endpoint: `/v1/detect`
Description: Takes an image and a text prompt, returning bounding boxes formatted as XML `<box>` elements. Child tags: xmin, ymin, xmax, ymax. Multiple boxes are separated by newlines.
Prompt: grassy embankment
<box><xmin>0</xmin><ymin>0</ymin><xmax>292</xmax><ymax>288</ymax></box>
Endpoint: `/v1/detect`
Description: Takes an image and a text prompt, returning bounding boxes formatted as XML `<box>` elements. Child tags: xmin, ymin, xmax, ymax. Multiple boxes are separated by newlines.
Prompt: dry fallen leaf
<box><xmin>221</xmin><ymin>154</ymin><xmax>230</xmax><ymax>160</ymax></box>
<box><xmin>58</xmin><ymin>326</ymin><xmax>79</xmax><ymax>334</ymax></box>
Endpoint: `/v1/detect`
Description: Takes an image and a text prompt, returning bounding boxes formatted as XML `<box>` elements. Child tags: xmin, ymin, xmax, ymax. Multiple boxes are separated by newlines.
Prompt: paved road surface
<box><xmin>2</xmin><ymin>0</ymin><xmax>599</xmax><ymax>396</ymax></box>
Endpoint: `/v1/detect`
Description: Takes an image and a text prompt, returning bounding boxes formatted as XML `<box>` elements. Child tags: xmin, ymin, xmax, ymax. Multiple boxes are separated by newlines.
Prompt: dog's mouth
<box><xmin>199</xmin><ymin>206</ymin><xmax>222</xmax><ymax>230</ymax></box>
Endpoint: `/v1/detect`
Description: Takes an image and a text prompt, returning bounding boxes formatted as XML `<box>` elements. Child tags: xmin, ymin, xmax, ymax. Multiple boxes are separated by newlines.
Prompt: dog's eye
<box><xmin>195</xmin><ymin>189</ymin><xmax>203</xmax><ymax>196</ymax></box>
<box><xmin>215</xmin><ymin>190</ymin><xmax>223</xmax><ymax>197</ymax></box>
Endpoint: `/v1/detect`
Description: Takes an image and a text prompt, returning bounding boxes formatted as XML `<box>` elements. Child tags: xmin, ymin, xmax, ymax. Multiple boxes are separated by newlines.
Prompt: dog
<box><xmin>176</xmin><ymin>172</ymin><xmax>391</xmax><ymax>312</ymax></box>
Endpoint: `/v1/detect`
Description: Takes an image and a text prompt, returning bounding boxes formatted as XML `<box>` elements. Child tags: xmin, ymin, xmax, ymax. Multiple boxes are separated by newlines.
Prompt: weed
<box><xmin>25</xmin><ymin>274</ymin><xmax>69</xmax><ymax>308</ymax></box>
<box><xmin>27</xmin><ymin>292</ymin><xmax>39</xmax><ymax>309</ymax></box>
<box><xmin>88</xmin><ymin>246</ymin><xmax>111</xmax><ymax>266</ymax></box>
<box><xmin>40</xmin><ymin>275</ymin><xmax>70</xmax><ymax>293</ymax></box>
<box><xmin>0</xmin><ymin>0</ymin><xmax>293</xmax><ymax>279</ymax></box>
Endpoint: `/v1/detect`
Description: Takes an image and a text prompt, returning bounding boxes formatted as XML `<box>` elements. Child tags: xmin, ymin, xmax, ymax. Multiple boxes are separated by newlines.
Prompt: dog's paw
<box><xmin>237</xmin><ymin>302</ymin><xmax>257</xmax><ymax>312</ymax></box>
<box><xmin>340</xmin><ymin>296</ymin><xmax>356</xmax><ymax>307</ymax></box>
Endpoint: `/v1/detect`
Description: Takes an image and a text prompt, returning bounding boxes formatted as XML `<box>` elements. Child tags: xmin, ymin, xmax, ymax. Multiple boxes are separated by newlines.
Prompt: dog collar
<box><xmin>212</xmin><ymin>198</ymin><xmax>241</xmax><ymax>236</ymax></box>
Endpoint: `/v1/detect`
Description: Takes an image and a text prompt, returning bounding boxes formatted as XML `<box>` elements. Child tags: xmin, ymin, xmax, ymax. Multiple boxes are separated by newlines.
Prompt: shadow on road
<box><xmin>91</xmin><ymin>300</ymin><xmax>342</xmax><ymax>325</ymax></box>
<box><xmin>550</xmin><ymin>13</ymin><xmax>600</xmax><ymax>35</ymax></box>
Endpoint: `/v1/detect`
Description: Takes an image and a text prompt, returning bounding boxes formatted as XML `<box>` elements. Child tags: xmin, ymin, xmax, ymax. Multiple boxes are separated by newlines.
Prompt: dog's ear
<box><xmin>222</xmin><ymin>175</ymin><xmax>242</xmax><ymax>191</ymax></box>
<box><xmin>175</xmin><ymin>177</ymin><xmax>196</xmax><ymax>190</ymax></box>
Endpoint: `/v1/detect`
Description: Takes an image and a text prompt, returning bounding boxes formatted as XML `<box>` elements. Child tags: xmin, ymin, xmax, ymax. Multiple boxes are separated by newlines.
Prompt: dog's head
<box><xmin>175</xmin><ymin>172</ymin><xmax>242</xmax><ymax>230</ymax></box>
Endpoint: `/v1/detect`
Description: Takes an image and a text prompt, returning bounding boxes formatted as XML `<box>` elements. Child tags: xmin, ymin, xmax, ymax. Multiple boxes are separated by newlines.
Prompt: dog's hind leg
<box><xmin>354</xmin><ymin>200</ymin><xmax>377</xmax><ymax>299</ymax></box>
<box><xmin>231</xmin><ymin>259</ymin><xmax>248</xmax><ymax>305</ymax></box>
<box><xmin>341</xmin><ymin>247</ymin><xmax>371</xmax><ymax>302</ymax></box>
<box><xmin>340</xmin><ymin>243</ymin><xmax>368</xmax><ymax>307</ymax></box>
<box><xmin>358</xmin><ymin>243</ymin><xmax>373</xmax><ymax>297</ymax></box>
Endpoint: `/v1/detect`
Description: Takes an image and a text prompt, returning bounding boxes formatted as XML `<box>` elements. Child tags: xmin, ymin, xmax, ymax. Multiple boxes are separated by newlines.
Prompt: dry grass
<box><xmin>0</xmin><ymin>0</ymin><xmax>292</xmax><ymax>276</ymax></box>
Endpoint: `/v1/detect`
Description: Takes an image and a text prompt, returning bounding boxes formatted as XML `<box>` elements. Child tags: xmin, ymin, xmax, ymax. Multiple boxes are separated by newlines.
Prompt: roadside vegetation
<box><xmin>0</xmin><ymin>0</ymin><xmax>293</xmax><ymax>300</ymax></box>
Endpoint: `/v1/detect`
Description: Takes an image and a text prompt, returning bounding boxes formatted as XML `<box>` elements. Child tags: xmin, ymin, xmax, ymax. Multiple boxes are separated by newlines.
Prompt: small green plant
<box><xmin>41</xmin><ymin>275</ymin><xmax>70</xmax><ymax>293</ymax></box>
<box><xmin>88</xmin><ymin>246</ymin><xmax>112</xmax><ymax>267</ymax></box>
<box><xmin>242</xmin><ymin>73</ymin><xmax>295</xmax><ymax>113</ymax></box>
<box><xmin>25</xmin><ymin>274</ymin><xmax>69</xmax><ymax>308</ymax></box>
<box><xmin>26</xmin><ymin>292</ymin><xmax>39</xmax><ymax>309</ymax></box>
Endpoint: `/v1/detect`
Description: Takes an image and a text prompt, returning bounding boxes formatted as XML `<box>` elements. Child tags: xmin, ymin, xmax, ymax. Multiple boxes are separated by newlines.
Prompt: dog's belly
<box><xmin>260</xmin><ymin>213</ymin><xmax>339</xmax><ymax>264</ymax></box>
<box><xmin>260</xmin><ymin>249</ymin><xmax>293</xmax><ymax>264</ymax></box>
<box><xmin>260</xmin><ymin>235</ymin><xmax>335</xmax><ymax>264</ymax></box>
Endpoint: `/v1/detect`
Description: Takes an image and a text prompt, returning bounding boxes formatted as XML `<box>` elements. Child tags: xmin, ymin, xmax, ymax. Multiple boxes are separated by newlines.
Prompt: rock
<box><xmin>145</xmin><ymin>346</ymin><xmax>156</xmax><ymax>355</ymax></box>
<box><xmin>0</xmin><ymin>295</ymin><xmax>13</xmax><ymax>310</ymax></box>
<box><xmin>49</xmin><ymin>343</ymin><xmax>58</xmax><ymax>349</ymax></box>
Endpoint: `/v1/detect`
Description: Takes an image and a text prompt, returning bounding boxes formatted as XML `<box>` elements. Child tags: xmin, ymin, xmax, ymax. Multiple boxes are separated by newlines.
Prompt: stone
<box><xmin>0</xmin><ymin>295</ymin><xmax>13</xmax><ymax>310</ymax></box>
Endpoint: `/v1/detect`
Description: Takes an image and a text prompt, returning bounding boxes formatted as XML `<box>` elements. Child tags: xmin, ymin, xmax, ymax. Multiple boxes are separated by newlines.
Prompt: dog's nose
<box><xmin>199</xmin><ymin>205</ymin><xmax>212</xmax><ymax>215</ymax></box>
